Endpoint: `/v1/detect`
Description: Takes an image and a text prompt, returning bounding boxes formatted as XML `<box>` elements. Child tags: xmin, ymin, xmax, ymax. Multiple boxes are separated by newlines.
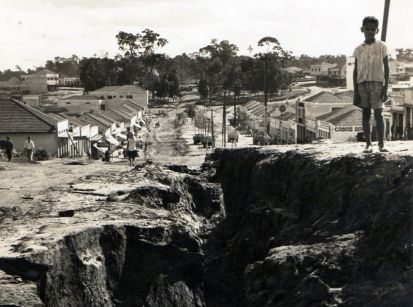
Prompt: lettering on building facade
<box><xmin>334</xmin><ymin>126</ymin><xmax>363</xmax><ymax>132</ymax></box>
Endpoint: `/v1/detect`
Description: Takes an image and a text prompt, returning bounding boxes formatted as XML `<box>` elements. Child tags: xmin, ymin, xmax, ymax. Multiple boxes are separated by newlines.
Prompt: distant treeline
<box><xmin>2</xmin><ymin>29</ymin><xmax>412</xmax><ymax>101</ymax></box>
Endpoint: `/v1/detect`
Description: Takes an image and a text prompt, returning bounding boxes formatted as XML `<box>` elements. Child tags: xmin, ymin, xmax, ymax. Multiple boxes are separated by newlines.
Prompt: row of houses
<box><xmin>239</xmin><ymin>85</ymin><xmax>413</xmax><ymax>144</ymax></box>
<box><xmin>0</xmin><ymin>85</ymin><xmax>149</xmax><ymax>158</ymax></box>
<box><xmin>238</xmin><ymin>90</ymin><xmax>363</xmax><ymax>144</ymax></box>
<box><xmin>283</xmin><ymin>58</ymin><xmax>413</xmax><ymax>89</ymax></box>
<box><xmin>0</xmin><ymin>69</ymin><xmax>81</xmax><ymax>95</ymax></box>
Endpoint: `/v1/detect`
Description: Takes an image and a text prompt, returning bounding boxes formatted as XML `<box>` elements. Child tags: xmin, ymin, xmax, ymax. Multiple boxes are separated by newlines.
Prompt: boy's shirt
<box><xmin>353</xmin><ymin>40</ymin><xmax>389</xmax><ymax>84</ymax></box>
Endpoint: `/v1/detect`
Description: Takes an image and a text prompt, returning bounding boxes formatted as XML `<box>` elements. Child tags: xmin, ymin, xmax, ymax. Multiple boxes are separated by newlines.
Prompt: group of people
<box><xmin>1</xmin><ymin>136</ymin><xmax>35</xmax><ymax>163</ymax></box>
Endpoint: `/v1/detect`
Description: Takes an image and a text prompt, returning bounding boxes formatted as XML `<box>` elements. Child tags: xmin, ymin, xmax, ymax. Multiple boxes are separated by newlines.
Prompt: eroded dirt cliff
<box><xmin>0</xmin><ymin>145</ymin><xmax>412</xmax><ymax>306</ymax></box>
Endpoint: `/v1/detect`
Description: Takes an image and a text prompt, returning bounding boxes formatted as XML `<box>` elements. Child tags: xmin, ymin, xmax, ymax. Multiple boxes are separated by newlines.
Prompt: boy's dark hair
<box><xmin>362</xmin><ymin>16</ymin><xmax>379</xmax><ymax>27</ymax></box>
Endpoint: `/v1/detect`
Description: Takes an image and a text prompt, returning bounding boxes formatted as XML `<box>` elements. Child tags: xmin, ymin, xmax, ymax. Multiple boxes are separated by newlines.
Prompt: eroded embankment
<box><xmin>205</xmin><ymin>148</ymin><xmax>413</xmax><ymax>306</ymax></box>
<box><xmin>0</xmin><ymin>162</ymin><xmax>224</xmax><ymax>307</ymax></box>
<box><xmin>1</xmin><ymin>147</ymin><xmax>413</xmax><ymax>307</ymax></box>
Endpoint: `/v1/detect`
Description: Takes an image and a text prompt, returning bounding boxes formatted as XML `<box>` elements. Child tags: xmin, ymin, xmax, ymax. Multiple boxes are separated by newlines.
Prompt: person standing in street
<box><xmin>24</xmin><ymin>136</ymin><xmax>35</xmax><ymax>163</ymax></box>
<box><xmin>353</xmin><ymin>16</ymin><xmax>389</xmax><ymax>153</ymax></box>
<box><xmin>127</xmin><ymin>133</ymin><xmax>137</xmax><ymax>167</ymax></box>
<box><xmin>5</xmin><ymin>137</ymin><xmax>13</xmax><ymax>162</ymax></box>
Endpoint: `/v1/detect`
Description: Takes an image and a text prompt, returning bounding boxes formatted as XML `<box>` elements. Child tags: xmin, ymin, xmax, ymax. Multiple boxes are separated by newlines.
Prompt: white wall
<box><xmin>346</xmin><ymin>57</ymin><xmax>355</xmax><ymax>91</ymax></box>
<box><xmin>0</xmin><ymin>133</ymin><xmax>58</xmax><ymax>156</ymax></box>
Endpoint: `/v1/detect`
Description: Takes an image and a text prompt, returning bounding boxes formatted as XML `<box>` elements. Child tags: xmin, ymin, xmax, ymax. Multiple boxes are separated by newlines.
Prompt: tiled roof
<box><xmin>0</xmin><ymin>98</ymin><xmax>57</xmax><ymax>133</ymax></box>
<box><xmin>111</xmin><ymin>108</ymin><xmax>133</xmax><ymax>119</ymax></box>
<box><xmin>101</xmin><ymin>109</ymin><xmax>129</xmax><ymax>122</ymax></box>
<box><xmin>77</xmin><ymin>114</ymin><xmax>109</xmax><ymax>131</ymax></box>
<box><xmin>86</xmin><ymin>113</ymin><xmax>112</xmax><ymax>127</ymax></box>
<box><xmin>243</xmin><ymin>100</ymin><xmax>261</xmax><ymax>110</ymax></box>
<box><xmin>57</xmin><ymin>113</ymin><xmax>88</xmax><ymax>126</ymax></box>
<box><xmin>114</xmin><ymin>85</ymin><xmax>146</xmax><ymax>93</ymax></box>
<box><xmin>317</xmin><ymin>104</ymin><xmax>358</xmax><ymax>122</ymax></box>
<box><xmin>63</xmin><ymin>95</ymin><xmax>99</xmax><ymax>100</ymax></box>
<box><xmin>275</xmin><ymin>111</ymin><xmax>296</xmax><ymax>121</ymax></box>
<box><xmin>92</xmin><ymin>86</ymin><xmax>120</xmax><ymax>92</ymax></box>
<box><xmin>41</xmin><ymin>106</ymin><xmax>69</xmax><ymax>113</ymax></box>
<box><xmin>46</xmin><ymin>113</ymin><xmax>67</xmax><ymax>121</ymax></box>
<box><xmin>94</xmin><ymin>111</ymin><xmax>118</xmax><ymax>123</ymax></box>
<box><xmin>335</xmin><ymin>90</ymin><xmax>354</xmax><ymax>99</ymax></box>
<box><xmin>34</xmin><ymin>69</ymin><xmax>57</xmax><ymax>75</ymax></box>
<box><xmin>124</xmin><ymin>99</ymin><xmax>146</xmax><ymax>110</ymax></box>
<box><xmin>327</xmin><ymin>109</ymin><xmax>363</xmax><ymax>126</ymax></box>
<box><xmin>304</xmin><ymin>91</ymin><xmax>346</xmax><ymax>104</ymax></box>
<box><xmin>122</xmin><ymin>103</ymin><xmax>141</xmax><ymax>113</ymax></box>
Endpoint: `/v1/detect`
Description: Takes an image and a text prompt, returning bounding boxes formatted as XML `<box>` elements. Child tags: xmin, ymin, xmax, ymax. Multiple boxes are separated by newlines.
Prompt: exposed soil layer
<box><xmin>1</xmin><ymin>145</ymin><xmax>412</xmax><ymax>306</ymax></box>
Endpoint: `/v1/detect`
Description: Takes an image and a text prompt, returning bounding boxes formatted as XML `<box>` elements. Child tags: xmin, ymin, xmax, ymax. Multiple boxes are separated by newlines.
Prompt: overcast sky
<box><xmin>0</xmin><ymin>0</ymin><xmax>411</xmax><ymax>71</ymax></box>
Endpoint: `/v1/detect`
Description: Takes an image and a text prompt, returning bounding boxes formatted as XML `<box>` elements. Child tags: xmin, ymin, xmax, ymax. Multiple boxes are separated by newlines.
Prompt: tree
<box><xmin>116</xmin><ymin>29</ymin><xmax>168</xmax><ymax>57</ymax></box>
<box><xmin>116</xmin><ymin>29</ymin><xmax>169</xmax><ymax>98</ymax></box>
<box><xmin>196</xmin><ymin>39</ymin><xmax>239</xmax><ymax>96</ymax></box>
<box><xmin>255</xmin><ymin>36</ymin><xmax>292</xmax><ymax>97</ymax></box>
<box><xmin>44</xmin><ymin>56</ymin><xmax>80</xmax><ymax>76</ymax></box>
<box><xmin>197</xmin><ymin>78</ymin><xmax>209</xmax><ymax>101</ymax></box>
<box><xmin>79</xmin><ymin>57</ymin><xmax>118</xmax><ymax>92</ymax></box>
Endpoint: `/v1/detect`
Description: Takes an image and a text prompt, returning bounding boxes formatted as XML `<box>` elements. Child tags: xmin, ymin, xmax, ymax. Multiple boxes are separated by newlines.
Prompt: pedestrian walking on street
<box><xmin>127</xmin><ymin>133</ymin><xmax>137</xmax><ymax>167</ymax></box>
<box><xmin>24</xmin><ymin>136</ymin><xmax>35</xmax><ymax>163</ymax></box>
<box><xmin>5</xmin><ymin>137</ymin><xmax>13</xmax><ymax>162</ymax></box>
<box><xmin>353</xmin><ymin>16</ymin><xmax>389</xmax><ymax>153</ymax></box>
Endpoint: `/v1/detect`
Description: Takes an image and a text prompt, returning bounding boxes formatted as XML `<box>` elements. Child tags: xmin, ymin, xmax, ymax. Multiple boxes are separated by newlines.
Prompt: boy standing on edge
<box><xmin>353</xmin><ymin>16</ymin><xmax>389</xmax><ymax>153</ymax></box>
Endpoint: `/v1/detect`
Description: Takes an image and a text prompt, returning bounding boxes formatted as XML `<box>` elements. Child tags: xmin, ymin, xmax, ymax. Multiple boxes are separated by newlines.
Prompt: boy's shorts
<box><xmin>358</xmin><ymin>81</ymin><xmax>384</xmax><ymax>109</ymax></box>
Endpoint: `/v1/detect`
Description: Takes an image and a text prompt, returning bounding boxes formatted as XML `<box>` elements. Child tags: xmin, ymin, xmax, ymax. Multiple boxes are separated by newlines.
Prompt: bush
<box><xmin>33</xmin><ymin>148</ymin><xmax>49</xmax><ymax>161</ymax></box>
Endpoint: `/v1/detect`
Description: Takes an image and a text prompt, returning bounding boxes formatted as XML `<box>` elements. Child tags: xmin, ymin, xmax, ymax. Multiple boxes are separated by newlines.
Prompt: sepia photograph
<box><xmin>0</xmin><ymin>0</ymin><xmax>412</xmax><ymax>306</ymax></box>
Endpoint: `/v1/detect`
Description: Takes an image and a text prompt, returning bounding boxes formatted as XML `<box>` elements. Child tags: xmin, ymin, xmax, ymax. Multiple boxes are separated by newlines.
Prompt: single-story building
<box><xmin>0</xmin><ymin>98</ymin><xmax>58</xmax><ymax>156</ymax></box>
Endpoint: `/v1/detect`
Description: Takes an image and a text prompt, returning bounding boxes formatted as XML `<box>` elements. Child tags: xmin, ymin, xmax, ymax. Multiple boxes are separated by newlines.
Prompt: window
<box><xmin>108</xmin><ymin>96</ymin><xmax>112</xmax><ymax>99</ymax></box>
<box><xmin>120</xmin><ymin>95</ymin><xmax>123</xmax><ymax>98</ymax></box>
<box><xmin>126</xmin><ymin>95</ymin><xmax>133</xmax><ymax>99</ymax></box>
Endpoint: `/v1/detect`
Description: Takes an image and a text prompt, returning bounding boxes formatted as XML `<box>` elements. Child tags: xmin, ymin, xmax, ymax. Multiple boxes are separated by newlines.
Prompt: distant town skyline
<box><xmin>0</xmin><ymin>0</ymin><xmax>411</xmax><ymax>71</ymax></box>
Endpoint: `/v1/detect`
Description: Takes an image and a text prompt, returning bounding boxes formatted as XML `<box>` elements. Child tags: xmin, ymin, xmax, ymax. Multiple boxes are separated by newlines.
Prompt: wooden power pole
<box><xmin>381</xmin><ymin>0</ymin><xmax>391</xmax><ymax>41</ymax></box>
<box><xmin>222</xmin><ymin>91</ymin><xmax>227</xmax><ymax>147</ymax></box>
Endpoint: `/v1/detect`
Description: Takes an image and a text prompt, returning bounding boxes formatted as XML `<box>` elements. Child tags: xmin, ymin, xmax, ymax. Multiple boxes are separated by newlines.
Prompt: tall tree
<box><xmin>79</xmin><ymin>57</ymin><xmax>118</xmax><ymax>93</ymax></box>
<box><xmin>255</xmin><ymin>36</ymin><xmax>292</xmax><ymax>97</ymax></box>
<box><xmin>196</xmin><ymin>39</ymin><xmax>239</xmax><ymax>95</ymax></box>
<box><xmin>116</xmin><ymin>29</ymin><xmax>168</xmax><ymax>57</ymax></box>
<box><xmin>116</xmin><ymin>29</ymin><xmax>169</xmax><ymax>98</ymax></box>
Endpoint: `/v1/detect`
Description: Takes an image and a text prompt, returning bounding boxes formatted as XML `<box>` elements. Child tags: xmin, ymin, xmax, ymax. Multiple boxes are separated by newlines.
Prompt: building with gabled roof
<box><xmin>316</xmin><ymin>104</ymin><xmax>363</xmax><ymax>142</ymax></box>
<box><xmin>297</xmin><ymin>91</ymin><xmax>352</xmax><ymax>143</ymax></box>
<box><xmin>21</xmin><ymin>69</ymin><xmax>59</xmax><ymax>93</ymax></box>
<box><xmin>90</xmin><ymin>85</ymin><xmax>148</xmax><ymax>112</ymax></box>
<box><xmin>0</xmin><ymin>98</ymin><xmax>59</xmax><ymax>155</ymax></box>
<box><xmin>310</xmin><ymin>62</ymin><xmax>337</xmax><ymax>76</ymax></box>
<box><xmin>270</xmin><ymin>111</ymin><xmax>297</xmax><ymax>144</ymax></box>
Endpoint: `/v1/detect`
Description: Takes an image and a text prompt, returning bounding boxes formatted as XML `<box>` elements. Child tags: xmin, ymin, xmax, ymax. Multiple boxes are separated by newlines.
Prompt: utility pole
<box><xmin>211</xmin><ymin>108</ymin><xmax>215</xmax><ymax>150</ymax></box>
<box><xmin>234</xmin><ymin>91</ymin><xmax>237</xmax><ymax>129</ymax></box>
<box><xmin>381</xmin><ymin>0</ymin><xmax>391</xmax><ymax>42</ymax></box>
<box><xmin>264</xmin><ymin>55</ymin><xmax>268</xmax><ymax>134</ymax></box>
<box><xmin>222</xmin><ymin>91</ymin><xmax>227</xmax><ymax>147</ymax></box>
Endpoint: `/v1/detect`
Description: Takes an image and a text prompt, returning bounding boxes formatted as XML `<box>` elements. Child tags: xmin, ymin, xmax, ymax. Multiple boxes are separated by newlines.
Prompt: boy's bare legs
<box><xmin>362</xmin><ymin>108</ymin><xmax>372</xmax><ymax>152</ymax></box>
<box><xmin>374</xmin><ymin>108</ymin><xmax>387</xmax><ymax>152</ymax></box>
